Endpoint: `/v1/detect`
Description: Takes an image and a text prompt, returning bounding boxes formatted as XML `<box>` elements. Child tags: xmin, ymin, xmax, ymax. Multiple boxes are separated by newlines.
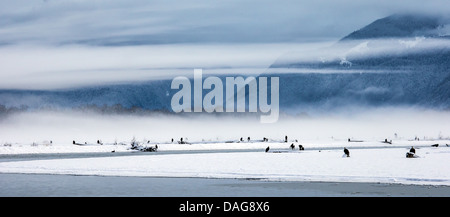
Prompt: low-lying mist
<box><xmin>0</xmin><ymin>107</ymin><xmax>448</xmax><ymax>145</ymax></box>
<box><xmin>0</xmin><ymin>43</ymin><xmax>310</xmax><ymax>90</ymax></box>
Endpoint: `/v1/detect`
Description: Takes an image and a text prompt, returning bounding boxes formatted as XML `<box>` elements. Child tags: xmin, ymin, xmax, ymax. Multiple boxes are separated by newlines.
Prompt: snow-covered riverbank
<box><xmin>1</xmin><ymin>141</ymin><xmax>449</xmax><ymax>186</ymax></box>
<box><xmin>1</xmin><ymin>110</ymin><xmax>449</xmax><ymax>187</ymax></box>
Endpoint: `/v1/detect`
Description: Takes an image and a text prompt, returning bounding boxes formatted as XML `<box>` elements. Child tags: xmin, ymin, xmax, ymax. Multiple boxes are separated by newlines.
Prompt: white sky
<box><xmin>0</xmin><ymin>0</ymin><xmax>448</xmax><ymax>45</ymax></box>
<box><xmin>0</xmin><ymin>0</ymin><xmax>448</xmax><ymax>89</ymax></box>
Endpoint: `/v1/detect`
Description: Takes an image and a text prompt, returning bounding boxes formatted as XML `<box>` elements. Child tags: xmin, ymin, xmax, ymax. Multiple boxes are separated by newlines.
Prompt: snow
<box><xmin>0</xmin><ymin>110</ymin><xmax>449</xmax><ymax>186</ymax></box>
<box><xmin>0</xmin><ymin>143</ymin><xmax>131</xmax><ymax>155</ymax></box>
<box><xmin>0</xmin><ymin>138</ymin><xmax>447</xmax><ymax>154</ymax></box>
<box><xmin>0</xmin><ymin>140</ymin><xmax>449</xmax><ymax>186</ymax></box>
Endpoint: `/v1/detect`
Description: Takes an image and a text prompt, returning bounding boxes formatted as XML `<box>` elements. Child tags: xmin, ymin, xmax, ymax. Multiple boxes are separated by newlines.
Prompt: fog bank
<box><xmin>1</xmin><ymin>108</ymin><xmax>448</xmax><ymax>145</ymax></box>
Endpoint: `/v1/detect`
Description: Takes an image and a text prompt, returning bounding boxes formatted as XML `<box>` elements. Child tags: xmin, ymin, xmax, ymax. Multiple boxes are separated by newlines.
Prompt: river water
<box><xmin>1</xmin><ymin>173</ymin><xmax>449</xmax><ymax>197</ymax></box>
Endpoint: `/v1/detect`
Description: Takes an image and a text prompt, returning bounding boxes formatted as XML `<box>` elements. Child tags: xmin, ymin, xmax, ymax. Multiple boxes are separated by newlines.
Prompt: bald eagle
<box><xmin>344</xmin><ymin>148</ymin><xmax>350</xmax><ymax>157</ymax></box>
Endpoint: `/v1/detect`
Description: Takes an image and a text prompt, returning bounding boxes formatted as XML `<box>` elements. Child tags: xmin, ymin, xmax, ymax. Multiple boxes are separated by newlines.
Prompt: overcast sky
<box><xmin>0</xmin><ymin>0</ymin><xmax>449</xmax><ymax>89</ymax></box>
<box><xmin>1</xmin><ymin>0</ymin><xmax>449</xmax><ymax>45</ymax></box>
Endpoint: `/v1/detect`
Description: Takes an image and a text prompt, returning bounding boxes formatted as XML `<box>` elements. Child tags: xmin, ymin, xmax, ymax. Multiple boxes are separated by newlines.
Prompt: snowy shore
<box><xmin>0</xmin><ymin>139</ymin><xmax>449</xmax><ymax>186</ymax></box>
<box><xmin>1</xmin><ymin>137</ymin><xmax>448</xmax><ymax>155</ymax></box>
<box><xmin>1</xmin><ymin>109</ymin><xmax>449</xmax><ymax>187</ymax></box>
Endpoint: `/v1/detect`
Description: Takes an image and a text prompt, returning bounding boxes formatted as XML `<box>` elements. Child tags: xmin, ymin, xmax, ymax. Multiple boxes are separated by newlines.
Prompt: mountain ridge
<box><xmin>1</xmin><ymin>13</ymin><xmax>449</xmax><ymax>114</ymax></box>
<box><xmin>341</xmin><ymin>13</ymin><xmax>445</xmax><ymax>41</ymax></box>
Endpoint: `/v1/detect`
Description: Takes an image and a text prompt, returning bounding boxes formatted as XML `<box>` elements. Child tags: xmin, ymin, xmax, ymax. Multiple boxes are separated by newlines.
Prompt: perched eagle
<box><xmin>344</xmin><ymin>147</ymin><xmax>350</xmax><ymax>157</ymax></box>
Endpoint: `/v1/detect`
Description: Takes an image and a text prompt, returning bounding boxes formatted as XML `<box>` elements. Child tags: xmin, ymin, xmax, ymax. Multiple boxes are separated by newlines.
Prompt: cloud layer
<box><xmin>0</xmin><ymin>43</ymin><xmax>315</xmax><ymax>89</ymax></box>
<box><xmin>1</xmin><ymin>0</ymin><xmax>449</xmax><ymax>90</ymax></box>
<box><xmin>1</xmin><ymin>0</ymin><xmax>449</xmax><ymax>45</ymax></box>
